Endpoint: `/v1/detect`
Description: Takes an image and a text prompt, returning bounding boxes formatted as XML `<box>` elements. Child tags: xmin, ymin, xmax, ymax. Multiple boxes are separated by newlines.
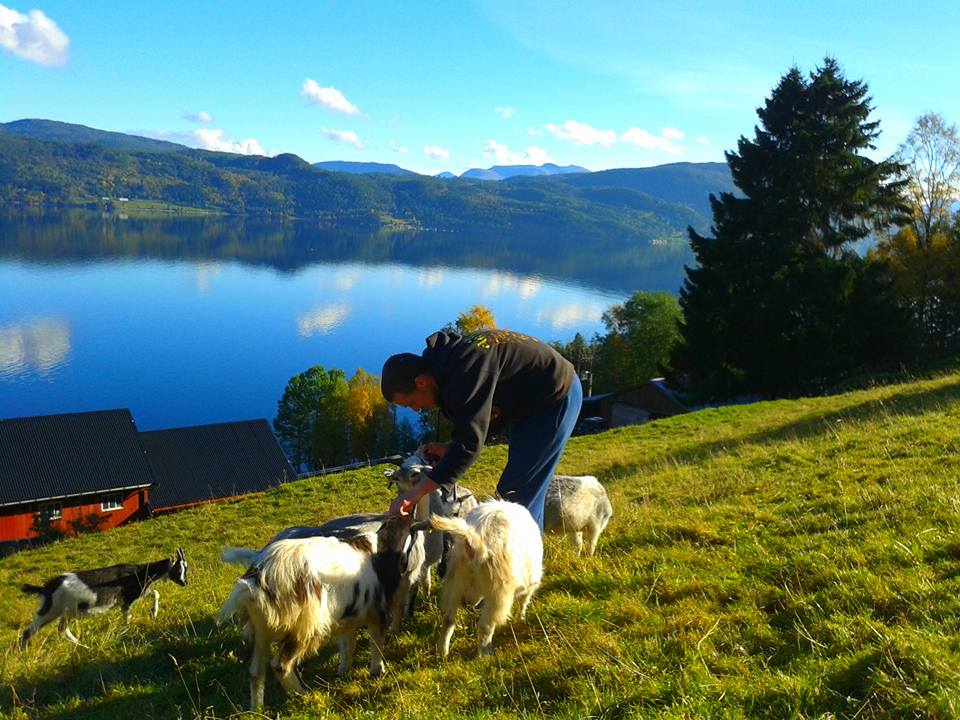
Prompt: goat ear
<box><xmin>410</xmin><ymin>520</ymin><xmax>432</xmax><ymax>534</ymax></box>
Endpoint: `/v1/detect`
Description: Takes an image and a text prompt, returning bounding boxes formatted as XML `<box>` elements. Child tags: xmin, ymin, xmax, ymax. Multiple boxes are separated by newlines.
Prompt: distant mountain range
<box><xmin>460</xmin><ymin>163</ymin><xmax>589</xmax><ymax>181</ymax></box>
<box><xmin>0</xmin><ymin>118</ymin><xmax>735</xmax><ymax>242</ymax></box>
<box><xmin>313</xmin><ymin>160</ymin><xmax>418</xmax><ymax>176</ymax></box>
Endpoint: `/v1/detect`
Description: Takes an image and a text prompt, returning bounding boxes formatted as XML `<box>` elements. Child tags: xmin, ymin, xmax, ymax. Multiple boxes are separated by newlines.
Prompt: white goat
<box><xmin>385</xmin><ymin>453</ymin><xmax>478</xmax><ymax>618</ymax></box>
<box><xmin>543</xmin><ymin>474</ymin><xmax>613</xmax><ymax>556</ymax></box>
<box><xmin>430</xmin><ymin>500</ymin><xmax>542</xmax><ymax>658</ymax></box>
<box><xmin>218</xmin><ymin>513</ymin><xmax>420</xmax><ymax>711</ymax></box>
<box><xmin>19</xmin><ymin>549</ymin><xmax>188</xmax><ymax>648</ymax></box>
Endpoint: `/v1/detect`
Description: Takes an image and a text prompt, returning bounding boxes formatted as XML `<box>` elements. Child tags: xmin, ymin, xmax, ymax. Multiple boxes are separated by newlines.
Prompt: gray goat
<box><xmin>384</xmin><ymin>453</ymin><xmax>478</xmax><ymax>616</ymax></box>
<box><xmin>544</xmin><ymin>475</ymin><xmax>613</xmax><ymax>555</ymax></box>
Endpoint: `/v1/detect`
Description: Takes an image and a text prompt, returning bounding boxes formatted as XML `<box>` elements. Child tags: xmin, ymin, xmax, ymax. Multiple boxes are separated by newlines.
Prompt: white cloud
<box><xmin>696</xmin><ymin>135</ymin><xmax>710</xmax><ymax>145</ymax></box>
<box><xmin>186</xmin><ymin>128</ymin><xmax>268</xmax><ymax>155</ymax></box>
<box><xmin>620</xmin><ymin>127</ymin><xmax>684</xmax><ymax>154</ymax></box>
<box><xmin>542</xmin><ymin>120</ymin><xmax>617</xmax><ymax>147</ymax></box>
<box><xmin>0</xmin><ymin>4</ymin><xmax>68</xmax><ymax>66</ymax></box>
<box><xmin>389</xmin><ymin>139</ymin><xmax>408</xmax><ymax>154</ymax></box>
<box><xmin>661</xmin><ymin>126</ymin><xmax>684</xmax><ymax>140</ymax></box>
<box><xmin>322</xmin><ymin>127</ymin><xmax>364</xmax><ymax>150</ymax></box>
<box><xmin>527</xmin><ymin>128</ymin><xmax>542</xmax><ymax>136</ymax></box>
<box><xmin>495</xmin><ymin>106</ymin><xmax>515</xmax><ymax>119</ymax></box>
<box><xmin>424</xmin><ymin>144</ymin><xmax>449</xmax><ymax>160</ymax></box>
<box><xmin>301</xmin><ymin>79</ymin><xmax>360</xmax><ymax>115</ymax></box>
<box><xmin>182</xmin><ymin>111</ymin><xmax>213</xmax><ymax>124</ymax></box>
<box><xmin>482</xmin><ymin>139</ymin><xmax>553</xmax><ymax>166</ymax></box>
<box><xmin>297</xmin><ymin>304</ymin><xmax>351</xmax><ymax>336</ymax></box>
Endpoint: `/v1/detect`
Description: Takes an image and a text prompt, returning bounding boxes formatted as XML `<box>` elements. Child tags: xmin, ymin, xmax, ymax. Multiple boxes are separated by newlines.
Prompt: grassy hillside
<box><xmin>3</xmin><ymin>371</ymin><xmax>960</xmax><ymax>718</ymax></box>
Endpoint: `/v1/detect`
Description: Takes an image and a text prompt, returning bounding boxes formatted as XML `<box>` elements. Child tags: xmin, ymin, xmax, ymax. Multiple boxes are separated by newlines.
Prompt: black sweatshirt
<box><xmin>423</xmin><ymin>329</ymin><xmax>575</xmax><ymax>491</ymax></box>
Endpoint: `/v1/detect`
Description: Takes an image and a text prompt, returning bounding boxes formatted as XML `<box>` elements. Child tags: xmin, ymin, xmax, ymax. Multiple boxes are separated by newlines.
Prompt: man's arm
<box><xmin>429</xmin><ymin>370</ymin><xmax>497</xmax><ymax>491</ymax></box>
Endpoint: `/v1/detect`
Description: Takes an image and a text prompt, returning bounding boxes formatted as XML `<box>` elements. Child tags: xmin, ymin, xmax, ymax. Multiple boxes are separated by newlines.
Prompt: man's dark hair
<box><xmin>381</xmin><ymin>353</ymin><xmax>428</xmax><ymax>399</ymax></box>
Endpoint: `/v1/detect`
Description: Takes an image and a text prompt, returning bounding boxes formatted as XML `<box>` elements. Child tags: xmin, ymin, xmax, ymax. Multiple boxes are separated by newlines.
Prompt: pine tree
<box><xmin>674</xmin><ymin>58</ymin><xmax>910</xmax><ymax>398</ymax></box>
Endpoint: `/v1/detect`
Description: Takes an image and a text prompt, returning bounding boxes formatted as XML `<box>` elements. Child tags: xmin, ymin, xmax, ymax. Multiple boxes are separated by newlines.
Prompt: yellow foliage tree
<box><xmin>346</xmin><ymin>368</ymin><xmax>394</xmax><ymax>459</ymax></box>
<box><xmin>455</xmin><ymin>305</ymin><xmax>497</xmax><ymax>334</ymax></box>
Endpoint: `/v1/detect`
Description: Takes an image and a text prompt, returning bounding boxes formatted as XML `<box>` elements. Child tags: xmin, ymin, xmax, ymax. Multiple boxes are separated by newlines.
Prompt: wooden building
<box><xmin>141</xmin><ymin>419</ymin><xmax>296</xmax><ymax>513</ymax></box>
<box><xmin>0</xmin><ymin>409</ymin><xmax>153</xmax><ymax>545</ymax></box>
<box><xmin>577</xmin><ymin>378</ymin><xmax>688</xmax><ymax>433</ymax></box>
<box><xmin>0</xmin><ymin>411</ymin><xmax>296</xmax><ymax>548</ymax></box>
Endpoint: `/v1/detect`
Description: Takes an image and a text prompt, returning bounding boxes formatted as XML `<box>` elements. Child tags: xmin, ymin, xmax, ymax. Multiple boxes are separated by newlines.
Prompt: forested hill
<box><xmin>0</xmin><ymin>119</ymin><xmax>732</xmax><ymax>241</ymax></box>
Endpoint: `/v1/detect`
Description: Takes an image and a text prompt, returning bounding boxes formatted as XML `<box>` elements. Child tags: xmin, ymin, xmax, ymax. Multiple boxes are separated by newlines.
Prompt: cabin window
<box><xmin>38</xmin><ymin>502</ymin><xmax>62</xmax><ymax>521</ymax></box>
<box><xmin>101</xmin><ymin>493</ymin><xmax>123</xmax><ymax>511</ymax></box>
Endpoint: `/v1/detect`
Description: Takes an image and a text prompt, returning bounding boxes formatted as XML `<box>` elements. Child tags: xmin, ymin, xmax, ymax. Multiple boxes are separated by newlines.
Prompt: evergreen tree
<box><xmin>674</xmin><ymin>58</ymin><xmax>910</xmax><ymax>398</ymax></box>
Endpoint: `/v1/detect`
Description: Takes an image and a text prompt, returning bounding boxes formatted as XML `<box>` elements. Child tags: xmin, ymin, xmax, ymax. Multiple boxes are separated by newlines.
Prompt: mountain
<box><xmin>460</xmin><ymin>163</ymin><xmax>589</xmax><ymax>181</ymax></box>
<box><xmin>435</xmin><ymin>171</ymin><xmax>456</xmax><ymax>179</ymax></box>
<box><xmin>0</xmin><ymin>118</ymin><xmax>189</xmax><ymax>154</ymax></box>
<box><xmin>313</xmin><ymin>160</ymin><xmax>419</xmax><ymax>176</ymax></box>
<box><xmin>0</xmin><ymin>119</ymin><xmax>730</xmax><ymax>241</ymax></box>
<box><xmin>554</xmin><ymin>162</ymin><xmax>736</xmax><ymax>218</ymax></box>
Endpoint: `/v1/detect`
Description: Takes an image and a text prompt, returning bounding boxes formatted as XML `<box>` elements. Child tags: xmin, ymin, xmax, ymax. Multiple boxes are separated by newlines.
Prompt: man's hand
<box><xmin>422</xmin><ymin>442</ymin><xmax>450</xmax><ymax>460</ymax></box>
<box><xmin>389</xmin><ymin>476</ymin><xmax>441</xmax><ymax>516</ymax></box>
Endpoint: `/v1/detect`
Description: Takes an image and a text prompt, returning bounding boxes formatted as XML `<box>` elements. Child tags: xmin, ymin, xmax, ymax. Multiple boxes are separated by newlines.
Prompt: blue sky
<box><xmin>2</xmin><ymin>1</ymin><xmax>959</xmax><ymax>175</ymax></box>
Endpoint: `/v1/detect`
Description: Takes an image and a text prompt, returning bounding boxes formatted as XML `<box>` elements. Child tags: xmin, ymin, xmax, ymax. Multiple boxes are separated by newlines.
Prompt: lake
<box><xmin>0</xmin><ymin>210</ymin><xmax>693</xmax><ymax>430</ymax></box>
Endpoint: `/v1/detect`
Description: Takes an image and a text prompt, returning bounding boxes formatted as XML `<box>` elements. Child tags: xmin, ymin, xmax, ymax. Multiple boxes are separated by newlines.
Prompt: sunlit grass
<box><xmin>3</xmin><ymin>371</ymin><xmax>960</xmax><ymax>717</ymax></box>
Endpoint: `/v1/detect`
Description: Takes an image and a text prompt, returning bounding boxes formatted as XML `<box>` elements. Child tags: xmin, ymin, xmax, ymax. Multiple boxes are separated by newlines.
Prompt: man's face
<box><xmin>390</xmin><ymin>375</ymin><xmax>438</xmax><ymax>412</ymax></box>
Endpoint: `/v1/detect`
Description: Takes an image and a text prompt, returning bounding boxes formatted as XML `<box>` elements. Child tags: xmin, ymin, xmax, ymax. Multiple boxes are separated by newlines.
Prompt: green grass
<box><xmin>4</xmin><ymin>371</ymin><xmax>960</xmax><ymax>718</ymax></box>
<box><xmin>101</xmin><ymin>200</ymin><xmax>220</xmax><ymax>218</ymax></box>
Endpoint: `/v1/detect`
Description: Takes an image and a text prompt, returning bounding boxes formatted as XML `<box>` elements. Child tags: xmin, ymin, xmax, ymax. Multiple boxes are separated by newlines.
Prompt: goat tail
<box><xmin>217</xmin><ymin>579</ymin><xmax>254</xmax><ymax>626</ymax></box>
<box><xmin>430</xmin><ymin>514</ymin><xmax>487</xmax><ymax>561</ymax></box>
<box><xmin>220</xmin><ymin>546</ymin><xmax>260</xmax><ymax>567</ymax></box>
<box><xmin>20</xmin><ymin>583</ymin><xmax>44</xmax><ymax>595</ymax></box>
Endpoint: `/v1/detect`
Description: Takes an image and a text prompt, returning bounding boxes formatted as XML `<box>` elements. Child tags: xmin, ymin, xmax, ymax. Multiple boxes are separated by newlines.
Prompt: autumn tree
<box><xmin>897</xmin><ymin>112</ymin><xmax>960</xmax><ymax>245</ymax></box>
<box><xmin>455</xmin><ymin>305</ymin><xmax>496</xmax><ymax>334</ymax></box>
<box><xmin>346</xmin><ymin>367</ymin><xmax>396</xmax><ymax>459</ymax></box>
<box><xmin>873</xmin><ymin>112</ymin><xmax>960</xmax><ymax>354</ymax></box>
<box><xmin>673</xmin><ymin>58</ymin><xmax>910</xmax><ymax>398</ymax></box>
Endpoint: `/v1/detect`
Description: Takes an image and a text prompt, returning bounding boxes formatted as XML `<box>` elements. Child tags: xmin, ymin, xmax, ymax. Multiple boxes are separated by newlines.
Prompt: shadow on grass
<box><xmin>4</xmin><ymin>608</ymin><xmax>608</xmax><ymax>719</ymax></box>
<box><xmin>593</xmin><ymin>378</ymin><xmax>960</xmax><ymax>486</ymax></box>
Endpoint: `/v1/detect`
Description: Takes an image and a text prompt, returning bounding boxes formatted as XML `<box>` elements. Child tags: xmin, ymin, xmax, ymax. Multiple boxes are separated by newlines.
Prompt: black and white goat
<box><xmin>19</xmin><ymin>548</ymin><xmax>188</xmax><ymax>649</ymax></box>
<box><xmin>385</xmin><ymin>453</ymin><xmax>478</xmax><ymax>603</ymax></box>
<box><xmin>430</xmin><ymin>500</ymin><xmax>542</xmax><ymax>658</ymax></box>
<box><xmin>544</xmin><ymin>474</ymin><xmax>613</xmax><ymax>556</ymax></box>
<box><xmin>218</xmin><ymin>513</ymin><xmax>422</xmax><ymax>711</ymax></box>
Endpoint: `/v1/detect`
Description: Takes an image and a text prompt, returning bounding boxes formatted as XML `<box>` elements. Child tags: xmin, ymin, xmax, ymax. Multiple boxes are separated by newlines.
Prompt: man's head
<box><xmin>381</xmin><ymin>353</ymin><xmax>440</xmax><ymax>411</ymax></box>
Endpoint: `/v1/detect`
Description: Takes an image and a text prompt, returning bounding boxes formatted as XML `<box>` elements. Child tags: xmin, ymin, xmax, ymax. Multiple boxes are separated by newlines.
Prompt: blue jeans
<box><xmin>497</xmin><ymin>375</ymin><xmax>583</xmax><ymax>529</ymax></box>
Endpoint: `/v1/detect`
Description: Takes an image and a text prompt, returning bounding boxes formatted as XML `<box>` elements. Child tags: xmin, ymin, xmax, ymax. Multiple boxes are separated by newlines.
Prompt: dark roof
<box><xmin>0</xmin><ymin>409</ymin><xmax>154</xmax><ymax>507</ymax></box>
<box><xmin>140</xmin><ymin>419</ymin><xmax>296</xmax><ymax>510</ymax></box>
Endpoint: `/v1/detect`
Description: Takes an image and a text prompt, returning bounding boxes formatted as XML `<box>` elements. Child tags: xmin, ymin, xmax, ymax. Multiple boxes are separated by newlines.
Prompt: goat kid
<box><xmin>384</xmin><ymin>452</ymin><xmax>478</xmax><ymax>620</ymax></box>
<box><xmin>218</xmin><ymin>513</ymin><xmax>423</xmax><ymax>711</ymax></box>
<box><xmin>19</xmin><ymin>548</ymin><xmax>188</xmax><ymax>649</ymax></box>
<box><xmin>430</xmin><ymin>500</ymin><xmax>542</xmax><ymax>658</ymax></box>
<box><xmin>544</xmin><ymin>474</ymin><xmax>613</xmax><ymax>556</ymax></box>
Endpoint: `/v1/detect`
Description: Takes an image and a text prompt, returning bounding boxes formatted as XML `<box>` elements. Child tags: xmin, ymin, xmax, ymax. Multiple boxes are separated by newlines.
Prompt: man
<box><xmin>381</xmin><ymin>329</ymin><xmax>582</xmax><ymax>528</ymax></box>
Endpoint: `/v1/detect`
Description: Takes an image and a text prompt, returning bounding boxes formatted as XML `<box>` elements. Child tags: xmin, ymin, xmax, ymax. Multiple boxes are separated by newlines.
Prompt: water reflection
<box><xmin>297</xmin><ymin>304</ymin><xmax>351</xmax><ymax>336</ymax></box>
<box><xmin>0</xmin><ymin>209</ymin><xmax>693</xmax><ymax>295</ymax></box>
<box><xmin>536</xmin><ymin>303</ymin><xmax>606</xmax><ymax>330</ymax></box>
<box><xmin>0</xmin><ymin>318</ymin><xmax>71</xmax><ymax>377</ymax></box>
